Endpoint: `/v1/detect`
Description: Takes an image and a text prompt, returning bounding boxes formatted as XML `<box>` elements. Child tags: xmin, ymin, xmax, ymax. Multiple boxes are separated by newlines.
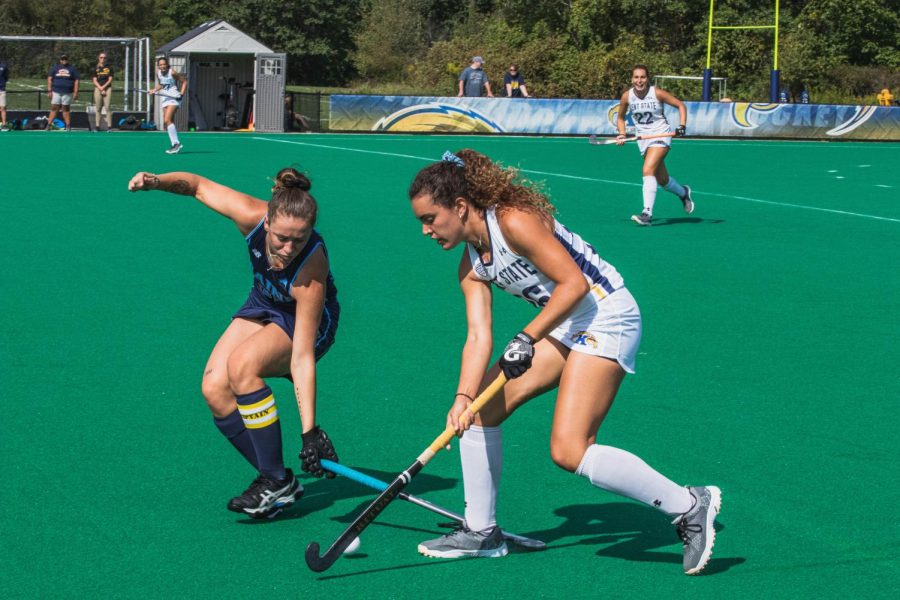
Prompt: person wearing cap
<box><xmin>47</xmin><ymin>54</ymin><xmax>80</xmax><ymax>131</ymax></box>
<box><xmin>458</xmin><ymin>56</ymin><xmax>493</xmax><ymax>98</ymax></box>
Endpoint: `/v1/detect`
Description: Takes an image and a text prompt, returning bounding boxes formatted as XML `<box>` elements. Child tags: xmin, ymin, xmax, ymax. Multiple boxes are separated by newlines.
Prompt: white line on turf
<box><xmin>251</xmin><ymin>136</ymin><xmax>900</xmax><ymax>223</ymax></box>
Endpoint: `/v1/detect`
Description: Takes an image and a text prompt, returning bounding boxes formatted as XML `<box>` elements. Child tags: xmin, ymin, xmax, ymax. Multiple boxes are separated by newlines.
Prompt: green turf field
<box><xmin>1</xmin><ymin>131</ymin><xmax>898</xmax><ymax>598</ymax></box>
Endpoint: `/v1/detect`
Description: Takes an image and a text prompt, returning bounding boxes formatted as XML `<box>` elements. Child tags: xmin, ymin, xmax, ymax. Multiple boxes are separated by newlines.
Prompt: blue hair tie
<box><xmin>441</xmin><ymin>151</ymin><xmax>465</xmax><ymax>167</ymax></box>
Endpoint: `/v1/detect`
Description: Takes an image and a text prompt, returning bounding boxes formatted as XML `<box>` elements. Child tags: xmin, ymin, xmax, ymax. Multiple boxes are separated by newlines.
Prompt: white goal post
<box><xmin>0</xmin><ymin>35</ymin><xmax>151</xmax><ymax>113</ymax></box>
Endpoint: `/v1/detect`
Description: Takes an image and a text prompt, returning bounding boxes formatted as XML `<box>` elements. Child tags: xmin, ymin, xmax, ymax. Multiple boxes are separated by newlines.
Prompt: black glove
<box><xmin>675</xmin><ymin>125</ymin><xmax>686</xmax><ymax>137</ymax></box>
<box><xmin>299</xmin><ymin>425</ymin><xmax>338</xmax><ymax>478</ymax></box>
<box><xmin>499</xmin><ymin>332</ymin><xmax>535</xmax><ymax>379</ymax></box>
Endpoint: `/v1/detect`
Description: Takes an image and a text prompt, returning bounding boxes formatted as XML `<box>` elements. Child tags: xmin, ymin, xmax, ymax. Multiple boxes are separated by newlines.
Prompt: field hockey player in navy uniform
<box><xmin>617</xmin><ymin>64</ymin><xmax>694</xmax><ymax>226</ymax></box>
<box><xmin>128</xmin><ymin>167</ymin><xmax>340</xmax><ymax>519</ymax></box>
<box><xmin>408</xmin><ymin>150</ymin><xmax>720</xmax><ymax>574</ymax></box>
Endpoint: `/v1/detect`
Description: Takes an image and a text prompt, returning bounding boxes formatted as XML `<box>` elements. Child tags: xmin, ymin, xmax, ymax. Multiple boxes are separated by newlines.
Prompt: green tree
<box><xmin>354</xmin><ymin>0</ymin><xmax>427</xmax><ymax>80</ymax></box>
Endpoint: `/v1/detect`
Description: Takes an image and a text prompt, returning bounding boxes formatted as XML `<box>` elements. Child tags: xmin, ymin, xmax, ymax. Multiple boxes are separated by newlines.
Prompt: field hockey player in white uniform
<box><xmin>149</xmin><ymin>56</ymin><xmax>187</xmax><ymax>154</ymax></box>
<box><xmin>408</xmin><ymin>149</ymin><xmax>721</xmax><ymax>575</ymax></box>
<box><xmin>617</xmin><ymin>64</ymin><xmax>693</xmax><ymax>226</ymax></box>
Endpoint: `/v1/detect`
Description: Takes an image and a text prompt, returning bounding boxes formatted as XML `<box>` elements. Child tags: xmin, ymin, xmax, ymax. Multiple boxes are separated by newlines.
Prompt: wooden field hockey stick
<box><xmin>588</xmin><ymin>131</ymin><xmax>677</xmax><ymax>145</ymax></box>
<box><xmin>321</xmin><ymin>459</ymin><xmax>546</xmax><ymax>551</ymax></box>
<box><xmin>305</xmin><ymin>373</ymin><xmax>508</xmax><ymax>572</ymax></box>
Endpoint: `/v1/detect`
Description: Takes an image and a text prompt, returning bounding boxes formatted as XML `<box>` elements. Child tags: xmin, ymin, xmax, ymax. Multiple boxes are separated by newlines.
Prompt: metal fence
<box><xmin>285</xmin><ymin>91</ymin><xmax>327</xmax><ymax>132</ymax></box>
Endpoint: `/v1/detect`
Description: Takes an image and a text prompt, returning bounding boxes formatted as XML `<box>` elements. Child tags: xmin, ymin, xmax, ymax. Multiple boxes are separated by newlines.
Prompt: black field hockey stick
<box><xmin>321</xmin><ymin>458</ymin><xmax>546</xmax><ymax>550</ymax></box>
<box><xmin>588</xmin><ymin>131</ymin><xmax>676</xmax><ymax>145</ymax></box>
<box><xmin>305</xmin><ymin>374</ymin><xmax>507</xmax><ymax>572</ymax></box>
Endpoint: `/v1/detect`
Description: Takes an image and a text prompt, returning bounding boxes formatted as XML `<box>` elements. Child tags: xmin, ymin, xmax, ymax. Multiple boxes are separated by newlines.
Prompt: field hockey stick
<box><xmin>305</xmin><ymin>373</ymin><xmax>507</xmax><ymax>572</ymax></box>
<box><xmin>588</xmin><ymin>132</ymin><xmax>677</xmax><ymax>145</ymax></box>
<box><xmin>321</xmin><ymin>458</ymin><xmax>546</xmax><ymax>550</ymax></box>
<box><xmin>136</xmin><ymin>88</ymin><xmax>182</xmax><ymax>99</ymax></box>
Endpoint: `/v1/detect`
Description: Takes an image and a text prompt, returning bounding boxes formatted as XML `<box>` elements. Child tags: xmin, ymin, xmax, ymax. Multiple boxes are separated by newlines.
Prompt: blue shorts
<box><xmin>233</xmin><ymin>290</ymin><xmax>339</xmax><ymax>364</ymax></box>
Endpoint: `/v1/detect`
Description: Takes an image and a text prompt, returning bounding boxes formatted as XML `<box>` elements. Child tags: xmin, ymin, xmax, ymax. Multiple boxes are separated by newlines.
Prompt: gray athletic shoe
<box><xmin>631</xmin><ymin>211</ymin><xmax>652</xmax><ymax>226</ymax></box>
<box><xmin>681</xmin><ymin>185</ymin><xmax>695</xmax><ymax>214</ymax></box>
<box><xmin>672</xmin><ymin>485</ymin><xmax>721</xmax><ymax>575</ymax></box>
<box><xmin>418</xmin><ymin>526</ymin><xmax>509</xmax><ymax>558</ymax></box>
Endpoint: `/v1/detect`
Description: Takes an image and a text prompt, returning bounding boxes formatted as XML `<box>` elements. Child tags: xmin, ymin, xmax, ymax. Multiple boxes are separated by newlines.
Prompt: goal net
<box><xmin>654</xmin><ymin>75</ymin><xmax>728</xmax><ymax>101</ymax></box>
<box><xmin>0</xmin><ymin>36</ymin><xmax>151</xmax><ymax>114</ymax></box>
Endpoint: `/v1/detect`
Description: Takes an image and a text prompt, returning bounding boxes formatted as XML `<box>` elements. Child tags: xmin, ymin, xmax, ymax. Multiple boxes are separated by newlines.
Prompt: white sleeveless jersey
<box><xmin>627</xmin><ymin>86</ymin><xmax>670</xmax><ymax>136</ymax></box>
<box><xmin>157</xmin><ymin>69</ymin><xmax>180</xmax><ymax>96</ymax></box>
<box><xmin>466</xmin><ymin>208</ymin><xmax>625</xmax><ymax>317</ymax></box>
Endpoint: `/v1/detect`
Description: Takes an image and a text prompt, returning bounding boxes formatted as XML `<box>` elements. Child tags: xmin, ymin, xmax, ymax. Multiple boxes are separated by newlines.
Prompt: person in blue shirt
<box><xmin>503</xmin><ymin>64</ymin><xmax>529</xmax><ymax>98</ymax></box>
<box><xmin>458</xmin><ymin>56</ymin><xmax>493</xmax><ymax>98</ymax></box>
<box><xmin>128</xmin><ymin>167</ymin><xmax>341</xmax><ymax>519</ymax></box>
<box><xmin>47</xmin><ymin>54</ymin><xmax>80</xmax><ymax>131</ymax></box>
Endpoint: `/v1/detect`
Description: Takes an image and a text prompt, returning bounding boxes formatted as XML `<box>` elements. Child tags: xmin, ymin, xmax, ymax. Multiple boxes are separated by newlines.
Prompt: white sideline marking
<box><xmin>251</xmin><ymin>136</ymin><xmax>900</xmax><ymax>223</ymax></box>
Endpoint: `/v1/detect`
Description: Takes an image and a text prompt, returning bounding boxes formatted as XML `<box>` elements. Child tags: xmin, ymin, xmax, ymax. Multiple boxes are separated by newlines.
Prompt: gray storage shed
<box><xmin>155</xmin><ymin>20</ymin><xmax>286</xmax><ymax>132</ymax></box>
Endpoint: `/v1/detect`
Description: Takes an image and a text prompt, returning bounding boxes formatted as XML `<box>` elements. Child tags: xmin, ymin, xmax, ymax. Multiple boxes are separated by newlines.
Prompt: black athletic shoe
<box><xmin>227</xmin><ymin>469</ymin><xmax>303</xmax><ymax>519</ymax></box>
<box><xmin>165</xmin><ymin>142</ymin><xmax>182</xmax><ymax>154</ymax></box>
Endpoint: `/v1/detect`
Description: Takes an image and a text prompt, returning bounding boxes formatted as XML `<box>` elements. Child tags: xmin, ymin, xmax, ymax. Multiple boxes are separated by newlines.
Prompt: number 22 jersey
<box><xmin>627</xmin><ymin>85</ymin><xmax>671</xmax><ymax>136</ymax></box>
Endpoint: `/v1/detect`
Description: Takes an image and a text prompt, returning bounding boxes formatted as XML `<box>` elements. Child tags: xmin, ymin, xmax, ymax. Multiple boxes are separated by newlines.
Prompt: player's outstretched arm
<box><xmin>128</xmin><ymin>171</ymin><xmax>267</xmax><ymax>233</ymax></box>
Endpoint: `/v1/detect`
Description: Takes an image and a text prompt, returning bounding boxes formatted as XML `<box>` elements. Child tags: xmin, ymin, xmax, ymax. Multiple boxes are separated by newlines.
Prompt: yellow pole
<box><xmin>773</xmin><ymin>0</ymin><xmax>780</xmax><ymax>69</ymax></box>
<box><xmin>706</xmin><ymin>0</ymin><xmax>716</xmax><ymax>69</ymax></box>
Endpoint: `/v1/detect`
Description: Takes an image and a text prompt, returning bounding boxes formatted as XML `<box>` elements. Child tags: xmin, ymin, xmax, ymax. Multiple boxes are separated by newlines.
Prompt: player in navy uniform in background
<box><xmin>616</xmin><ymin>64</ymin><xmax>693</xmax><ymax>226</ymax></box>
<box><xmin>408</xmin><ymin>149</ymin><xmax>720</xmax><ymax>574</ymax></box>
<box><xmin>128</xmin><ymin>167</ymin><xmax>340</xmax><ymax>519</ymax></box>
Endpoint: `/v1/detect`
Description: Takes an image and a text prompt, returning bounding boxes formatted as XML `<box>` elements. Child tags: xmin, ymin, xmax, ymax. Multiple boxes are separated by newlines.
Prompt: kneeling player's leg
<box><xmin>227</xmin><ymin>324</ymin><xmax>292</xmax><ymax>481</ymax></box>
<box><xmin>555</xmin><ymin>352</ymin><xmax>692</xmax><ymax>515</ymax></box>
<box><xmin>203</xmin><ymin>318</ymin><xmax>266</xmax><ymax>469</ymax></box>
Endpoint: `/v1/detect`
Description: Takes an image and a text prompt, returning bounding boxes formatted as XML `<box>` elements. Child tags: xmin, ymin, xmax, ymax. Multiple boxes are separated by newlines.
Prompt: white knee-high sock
<box><xmin>576</xmin><ymin>444</ymin><xmax>692</xmax><ymax>515</ymax></box>
<box><xmin>167</xmin><ymin>123</ymin><xmax>179</xmax><ymax>146</ymax></box>
<box><xmin>663</xmin><ymin>176</ymin><xmax>686</xmax><ymax>199</ymax></box>
<box><xmin>642</xmin><ymin>176</ymin><xmax>658</xmax><ymax>215</ymax></box>
<box><xmin>460</xmin><ymin>425</ymin><xmax>502</xmax><ymax>532</ymax></box>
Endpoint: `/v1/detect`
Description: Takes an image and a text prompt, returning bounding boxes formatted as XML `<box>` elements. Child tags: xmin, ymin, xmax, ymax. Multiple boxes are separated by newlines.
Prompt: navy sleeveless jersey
<box><xmin>246</xmin><ymin>218</ymin><xmax>337</xmax><ymax>306</ymax></box>
<box><xmin>236</xmin><ymin>218</ymin><xmax>339</xmax><ymax>355</ymax></box>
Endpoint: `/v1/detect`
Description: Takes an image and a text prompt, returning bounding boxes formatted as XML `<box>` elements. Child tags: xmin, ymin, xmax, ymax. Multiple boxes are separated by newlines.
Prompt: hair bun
<box><xmin>276</xmin><ymin>168</ymin><xmax>311</xmax><ymax>191</ymax></box>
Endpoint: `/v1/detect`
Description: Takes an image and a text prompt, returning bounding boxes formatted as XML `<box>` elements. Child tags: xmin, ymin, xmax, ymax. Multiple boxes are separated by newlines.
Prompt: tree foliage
<box><xmin>0</xmin><ymin>0</ymin><xmax>895</xmax><ymax>101</ymax></box>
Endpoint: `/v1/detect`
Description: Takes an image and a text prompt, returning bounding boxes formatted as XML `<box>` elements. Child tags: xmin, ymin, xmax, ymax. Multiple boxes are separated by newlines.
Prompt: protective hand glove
<box><xmin>499</xmin><ymin>332</ymin><xmax>535</xmax><ymax>379</ymax></box>
<box><xmin>675</xmin><ymin>125</ymin><xmax>686</xmax><ymax>137</ymax></box>
<box><xmin>299</xmin><ymin>425</ymin><xmax>338</xmax><ymax>478</ymax></box>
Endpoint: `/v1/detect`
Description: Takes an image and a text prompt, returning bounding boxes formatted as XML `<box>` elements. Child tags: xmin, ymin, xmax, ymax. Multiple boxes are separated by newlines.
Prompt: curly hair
<box><xmin>269</xmin><ymin>167</ymin><xmax>317</xmax><ymax>225</ymax></box>
<box><xmin>408</xmin><ymin>149</ymin><xmax>555</xmax><ymax>216</ymax></box>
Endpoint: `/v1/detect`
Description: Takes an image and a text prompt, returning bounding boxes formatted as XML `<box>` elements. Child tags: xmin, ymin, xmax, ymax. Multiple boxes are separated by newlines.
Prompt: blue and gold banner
<box><xmin>329</xmin><ymin>95</ymin><xmax>900</xmax><ymax>140</ymax></box>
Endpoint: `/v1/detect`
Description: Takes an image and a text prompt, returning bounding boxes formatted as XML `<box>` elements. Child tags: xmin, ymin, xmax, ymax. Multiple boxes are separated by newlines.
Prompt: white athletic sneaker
<box><xmin>165</xmin><ymin>142</ymin><xmax>182</xmax><ymax>154</ymax></box>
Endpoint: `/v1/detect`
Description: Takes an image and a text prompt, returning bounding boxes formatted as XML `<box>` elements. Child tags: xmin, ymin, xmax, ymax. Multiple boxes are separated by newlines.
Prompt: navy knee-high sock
<box><xmin>214</xmin><ymin>410</ymin><xmax>260</xmax><ymax>470</ymax></box>
<box><xmin>236</xmin><ymin>386</ymin><xmax>286</xmax><ymax>481</ymax></box>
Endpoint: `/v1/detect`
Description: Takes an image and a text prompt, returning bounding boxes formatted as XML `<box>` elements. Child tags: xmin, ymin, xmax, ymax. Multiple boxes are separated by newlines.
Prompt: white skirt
<box><xmin>638</xmin><ymin>135</ymin><xmax>672</xmax><ymax>156</ymax></box>
<box><xmin>549</xmin><ymin>287</ymin><xmax>642</xmax><ymax>373</ymax></box>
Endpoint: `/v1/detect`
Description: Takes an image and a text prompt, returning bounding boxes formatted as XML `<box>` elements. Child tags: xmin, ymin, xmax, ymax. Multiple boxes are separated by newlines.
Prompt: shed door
<box><xmin>254</xmin><ymin>53</ymin><xmax>286</xmax><ymax>132</ymax></box>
